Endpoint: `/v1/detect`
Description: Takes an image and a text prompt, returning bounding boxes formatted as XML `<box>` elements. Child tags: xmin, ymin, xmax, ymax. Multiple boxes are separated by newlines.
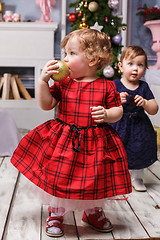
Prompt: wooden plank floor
<box><xmin>1</xmin><ymin>151</ymin><xmax>160</xmax><ymax>240</ymax></box>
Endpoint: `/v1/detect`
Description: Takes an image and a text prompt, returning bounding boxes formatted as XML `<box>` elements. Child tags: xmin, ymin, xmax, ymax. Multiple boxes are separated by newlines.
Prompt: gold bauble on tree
<box><xmin>79</xmin><ymin>17</ymin><xmax>89</xmax><ymax>29</ymax></box>
<box><xmin>84</xmin><ymin>1</ymin><xmax>88</xmax><ymax>7</ymax></box>
<box><xmin>88</xmin><ymin>1</ymin><xmax>99</xmax><ymax>12</ymax></box>
<box><xmin>118</xmin><ymin>69</ymin><xmax>121</xmax><ymax>74</ymax></box>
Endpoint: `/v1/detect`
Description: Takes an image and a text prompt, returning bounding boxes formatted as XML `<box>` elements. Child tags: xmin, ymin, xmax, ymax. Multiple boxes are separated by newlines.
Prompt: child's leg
<box><xmin>82</xmin><ymin>207</ymin><xmax>113</xmax><ymax>232</ymax></box>
<box><xmin>46</xmin><ymin>206</ymin><xmax>65</xmax><ymax>237</ymax></box>
<box><xmin>130</xmin><ymin>169</ymin><xmax>144</xmax><ymax>179</ymax></box>
<box><xmin>130</xmin><ymin>169</ymin><xmax>147</xmax><ymax>192</ymax></box>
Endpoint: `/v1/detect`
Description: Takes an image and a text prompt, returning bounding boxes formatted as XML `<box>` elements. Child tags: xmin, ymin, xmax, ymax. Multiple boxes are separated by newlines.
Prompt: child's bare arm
<box><xmin>91</xmin><ymin>105</ymin><xmax>123</xmax><ymax>123</ymax></box>
<box><xmin>134</xmin><ymin>95</ymin><xmax>159</xmax><ymax>115</ymax></box>
<box><xmin>37</xmin><ymin>60</ymin><xmax>59</xmax><ymax>110</ymax></box>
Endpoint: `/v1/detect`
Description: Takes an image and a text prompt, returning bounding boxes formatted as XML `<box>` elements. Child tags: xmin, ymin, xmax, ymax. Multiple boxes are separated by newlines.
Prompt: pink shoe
<box><xmin>82</xmin><ymin>208</ymin><xmax>113</xmax><ymax>232</ymax></box>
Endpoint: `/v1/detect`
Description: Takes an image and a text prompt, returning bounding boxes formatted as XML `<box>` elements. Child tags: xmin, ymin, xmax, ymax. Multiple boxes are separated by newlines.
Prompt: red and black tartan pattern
<box><xmin>11</xmin><ymin>78</ymin><xmax>132</xmax><ymax>200</ymax></box>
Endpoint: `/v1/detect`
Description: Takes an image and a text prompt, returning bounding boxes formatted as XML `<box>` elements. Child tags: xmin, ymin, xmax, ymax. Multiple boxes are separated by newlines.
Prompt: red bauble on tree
<box><xmin>68</xmin><ymin>0</ymin><xmax>124</xmax><ymax>80</ymax></box>
<box><xmin>78</xmin><ymin>12</ymin><xmax>82</xmax><ymax>17</ymax></box>
<box><xmin>68</xmin><ymin>13</ymin><xmax>77</xmax><ymax>22</ymax></box>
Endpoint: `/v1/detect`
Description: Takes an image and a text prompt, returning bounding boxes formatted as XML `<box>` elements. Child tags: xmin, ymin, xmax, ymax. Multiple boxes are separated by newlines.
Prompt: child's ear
<box><xmin>118</xmin><ymin>62</ymin><xmax>123</xmax><ymax>72</ymax></box>
<box><xmin>89</xmin><ymin>56</ymin><xmax>99</xmax><ymax>67</ymax></box>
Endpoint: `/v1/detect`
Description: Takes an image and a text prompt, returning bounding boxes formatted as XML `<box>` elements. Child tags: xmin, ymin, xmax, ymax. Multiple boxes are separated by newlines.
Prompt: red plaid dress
<box><xmin>11</xmin><ymin>78</ymin><xmax>132</xmax><ymax>200</ymax></box>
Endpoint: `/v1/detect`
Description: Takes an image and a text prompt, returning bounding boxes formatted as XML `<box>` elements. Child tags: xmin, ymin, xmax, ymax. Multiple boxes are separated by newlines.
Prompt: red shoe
<box><xmin>82</xmin><ymin>208</ymin><xmax>113</xmax><ymax>232</ymax></box>
<box><xmin>46</xmin><ymin>206</ymin><xmax>65</xmax><ymax>237</ymax></box>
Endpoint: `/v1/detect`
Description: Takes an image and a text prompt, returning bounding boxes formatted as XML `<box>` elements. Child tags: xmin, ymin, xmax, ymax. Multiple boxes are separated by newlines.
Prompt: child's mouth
<box><xmin>131</xmin><ymin>73</ymin><xmax>137</xmax><ymax>78</ymax></box>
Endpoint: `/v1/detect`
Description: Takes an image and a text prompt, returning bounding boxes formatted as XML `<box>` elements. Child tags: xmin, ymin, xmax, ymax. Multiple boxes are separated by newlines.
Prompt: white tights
<box><xmin>130</xmin><ymin>169</ymin><xmax>144</xmax><ymax>180</ymax></box>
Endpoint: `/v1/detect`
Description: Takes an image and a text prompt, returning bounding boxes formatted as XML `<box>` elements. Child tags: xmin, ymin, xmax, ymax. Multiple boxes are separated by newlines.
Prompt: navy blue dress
<box><xmin>111</xmin><ymin>79</ymin><xmax>157</xmax><ymax>170</ymax></box>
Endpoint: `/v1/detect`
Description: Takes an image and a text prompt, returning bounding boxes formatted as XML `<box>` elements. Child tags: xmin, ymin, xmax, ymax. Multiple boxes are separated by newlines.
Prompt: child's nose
<box><xmin>64</xmin><ymin>56</ymin><xmax>68</xmax><ymax>62</ymax></box>
<box><xmin>133</xmin><ymin>65</ymin><xmax>138</xmax><ymax>70</ymax></box>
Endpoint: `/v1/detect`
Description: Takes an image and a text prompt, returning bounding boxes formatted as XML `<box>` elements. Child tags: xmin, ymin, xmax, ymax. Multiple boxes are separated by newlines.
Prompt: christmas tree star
<box><xmin>68</xmin><ymin>0</ymin><xmax>124</xmax><ymax>80</ymax></box>
<box><xmin>90</xmin><ymin>21</ymin><xmax>103</xmax><ymax>32</ymax></box>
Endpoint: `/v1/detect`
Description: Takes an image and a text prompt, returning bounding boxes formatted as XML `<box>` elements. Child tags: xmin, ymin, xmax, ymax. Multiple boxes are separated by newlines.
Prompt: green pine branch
<box><xmin>68</xmin><ymin>0</ymin><xmax>125</xmax><ymax>80</ymax></box>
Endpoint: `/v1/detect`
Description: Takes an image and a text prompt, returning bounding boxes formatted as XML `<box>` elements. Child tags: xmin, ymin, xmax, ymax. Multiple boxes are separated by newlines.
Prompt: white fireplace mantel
<box><xmin>0</xmin><ymin>22</ymin><xmax>57</xmax><ymax>61</ymax></box>
<box><xmin>0</xmin><ymin>22</ymin><xmax>58</xmax><ymax>130</ymax></box>
<box><xmin>0</xmin><ymin>21</ymin><xmax>58</xmax><ymax>31</ymax></box>
<box><xmin>0</xmin><ymin>22</ymin><xmax>58</xmax><ymax>86</ymax></box>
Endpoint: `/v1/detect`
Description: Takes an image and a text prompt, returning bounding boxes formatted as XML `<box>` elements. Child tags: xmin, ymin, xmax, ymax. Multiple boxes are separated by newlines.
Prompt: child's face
<box><xmin>118</xmin><ymin>55</ymin><xmax>146</xmax><ymax>83</ymax></box>
<box><xmin>63</xmin><ymin>36</ymin><xmax>92</xmax><ymax>80</ymax></box>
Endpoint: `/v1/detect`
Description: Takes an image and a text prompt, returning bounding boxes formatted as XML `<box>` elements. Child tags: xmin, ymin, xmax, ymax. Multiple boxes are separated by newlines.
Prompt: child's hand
<box><xmin>134</xmin><ymin>95</ymin><xmax>146</xmax><ymax>107</ymax></box>
<box><xmin>40</xmin><ymin>60</ymin><xmax>59</xmax><ymax>83</ymax></box>
<box><xmin>90</xmin><ymin>106</ymin><xmax>107</xmax><ymax>123</ymax></box>
<box><xmin>120</xmin><ymin>92</ymin><xmax>129</xmax><ymax>103</ymax></box>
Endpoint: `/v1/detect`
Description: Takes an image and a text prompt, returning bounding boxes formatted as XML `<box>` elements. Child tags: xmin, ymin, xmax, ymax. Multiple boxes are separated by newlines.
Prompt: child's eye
<box><xmin>70</xmin><ymin>51</ymin><xmax>75</xmax><ymax>55</ymax></box>
<box><xmin>128</xmin><ymin>62</ymin><xmax>133</xmax><ymax>66</ymax></box>
<box><xmin>138</xmin><ymin>63</ymin><xmax>143</xmax><ymax>67</ymax></box>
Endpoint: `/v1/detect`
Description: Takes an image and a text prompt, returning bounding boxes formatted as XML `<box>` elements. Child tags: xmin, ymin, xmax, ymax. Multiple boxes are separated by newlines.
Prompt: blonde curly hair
<box><xmin>61</xmin><ymin>29</ymin><xmax>113</xmax><ymax>71</ymax></box>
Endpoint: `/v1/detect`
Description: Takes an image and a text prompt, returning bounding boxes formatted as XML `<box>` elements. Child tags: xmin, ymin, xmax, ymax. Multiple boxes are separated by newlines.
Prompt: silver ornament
<box><xmin>103</xmin><ymin>65</ymin><xmax>115</xmax><ymax>78</ymax></box>
<box><xmin>108</xmin><ymin>0</ymin><xmax>119</xmax><ymax>9</ymax></box>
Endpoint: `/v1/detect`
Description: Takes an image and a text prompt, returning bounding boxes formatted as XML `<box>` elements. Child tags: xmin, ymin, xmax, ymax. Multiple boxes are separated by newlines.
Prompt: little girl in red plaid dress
<box><xmin>11</xmin><ymin>29</ymin><xmax>132</xmax><ymax>237</ymax></box>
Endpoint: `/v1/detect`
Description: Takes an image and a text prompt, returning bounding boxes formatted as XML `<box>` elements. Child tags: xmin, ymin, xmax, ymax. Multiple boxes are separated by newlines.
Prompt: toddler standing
<box><xmin>111</xmin><ymin>45</ymin><xmax>158</xmax><ymax>192</ymax></box>
<box><xmin>11</xmin><ymin>29</ymin><xmax>131</xmax><ymax>237</ymax></box>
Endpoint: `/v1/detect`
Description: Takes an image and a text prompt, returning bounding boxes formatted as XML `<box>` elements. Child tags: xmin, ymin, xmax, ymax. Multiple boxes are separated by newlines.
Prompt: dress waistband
<box><xmin>56</xmin><ymin>118</ymin><xmax>108</xmax><ymax>152</ymax></box>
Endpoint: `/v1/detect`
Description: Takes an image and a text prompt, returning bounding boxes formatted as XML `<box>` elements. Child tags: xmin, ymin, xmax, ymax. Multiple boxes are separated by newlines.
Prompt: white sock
<box><xmin>85</xmin><ymin>207</ymin><xmax>100</xmax><ymax>216</ymax></box>
<box><xmin>47</xmin><ymin>208</ymin><xmax>65</xmax><ymax>234</ymax></box>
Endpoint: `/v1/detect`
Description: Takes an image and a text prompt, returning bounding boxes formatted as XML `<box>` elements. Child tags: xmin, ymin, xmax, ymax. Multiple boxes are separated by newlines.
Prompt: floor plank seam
<box><xmin>73</xmin><ymin>211</ymin><xmax>80</xmax><ymax>240</ymax></box>
<box><xmin>126</xmin><ymin>199</ymin><xmax>150</xmax><ymax>240</ymax></box>
<box><xmin>148</xmin><ymin>167</ymin><xmax>160</xmax><ymax>181</ymax></box>
<box><xmin>1</xmin><ymin>172</ymin><xmax>20</xmax><ymax>240</ymax></box>
<box><xmin>145</xmin><ymin>170</ymin><xmax>160</xmax><ymax>209</ymax></box>
<box><xmin>40</xmin><ymin>205</ymin><xmax>43</xmax><ymax>240</ymax></box>
<box><xmin>0</xmin><ymin>157</ymin><xmax>5</xmax><ymax>167</ymax></box>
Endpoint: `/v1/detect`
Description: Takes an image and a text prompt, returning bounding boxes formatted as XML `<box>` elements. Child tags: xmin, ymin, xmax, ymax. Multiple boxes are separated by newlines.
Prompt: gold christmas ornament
<box><xmin>79</xmin><ymin>17</ymin><xmax>89</xmax><ymax>29</ymax></box>
<box><xmin>122</xmin><ymin>26</ymin><xmax>126</xmax><ymax>31</ymax></box>
<box><xmin>118</xmin><ymin>69</ymin><xmax>121</xmax><ymax>74</ymax></box>
<box><xmin>79</xmin><ymin>22</ymin><xmax>89</xmax><ymax>29</ymax></box>
<box><xmin>88</xmin><ymin>1</ymin><xmax>99</xmax><ymax>12</ymax></box>
<box><xmin>84</xmin><ymin>1</ymin><xmax>88</xmax><ymax>7</ymax></box>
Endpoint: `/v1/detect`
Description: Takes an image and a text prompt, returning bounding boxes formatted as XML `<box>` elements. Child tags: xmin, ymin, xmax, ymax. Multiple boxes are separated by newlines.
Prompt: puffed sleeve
<box><xmin>143</xmin><ymin>81</ymin><xmax>155</xmax><ymax>100</ymax></box>
<box><xmin>49</xmin><ymin>81</ymin><xmax>62</xmax><ymax>102</ymax></box>
<box><xmin>106</xmin><ymin>81</ymin><xmax>122</xmax><ymax>108</ymax></box>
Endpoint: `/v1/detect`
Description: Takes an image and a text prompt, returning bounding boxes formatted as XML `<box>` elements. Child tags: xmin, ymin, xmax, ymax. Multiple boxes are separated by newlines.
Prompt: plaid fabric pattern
<box><xmin>11</xmin><ymin>78</ymin><xmax>132</xmax><ymax>200</ymax></box>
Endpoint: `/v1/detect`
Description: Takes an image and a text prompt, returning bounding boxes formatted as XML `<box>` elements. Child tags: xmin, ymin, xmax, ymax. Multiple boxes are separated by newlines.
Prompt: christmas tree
<box><xmin>68</xmin><ymin>0</ymin><xmax>126</xmax><ymax>80</ymax></box>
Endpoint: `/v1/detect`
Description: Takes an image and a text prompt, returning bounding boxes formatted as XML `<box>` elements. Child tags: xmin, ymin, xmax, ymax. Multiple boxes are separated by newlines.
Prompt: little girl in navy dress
<box><xmin>11</xmin><ymin>29</ymin><xmax>131</xmax><ymax>237</ymax></box>
<box><xmin>111</xmin><ymin>46</ymin><xmax>158</xmax><ymax>192</ymax></box>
